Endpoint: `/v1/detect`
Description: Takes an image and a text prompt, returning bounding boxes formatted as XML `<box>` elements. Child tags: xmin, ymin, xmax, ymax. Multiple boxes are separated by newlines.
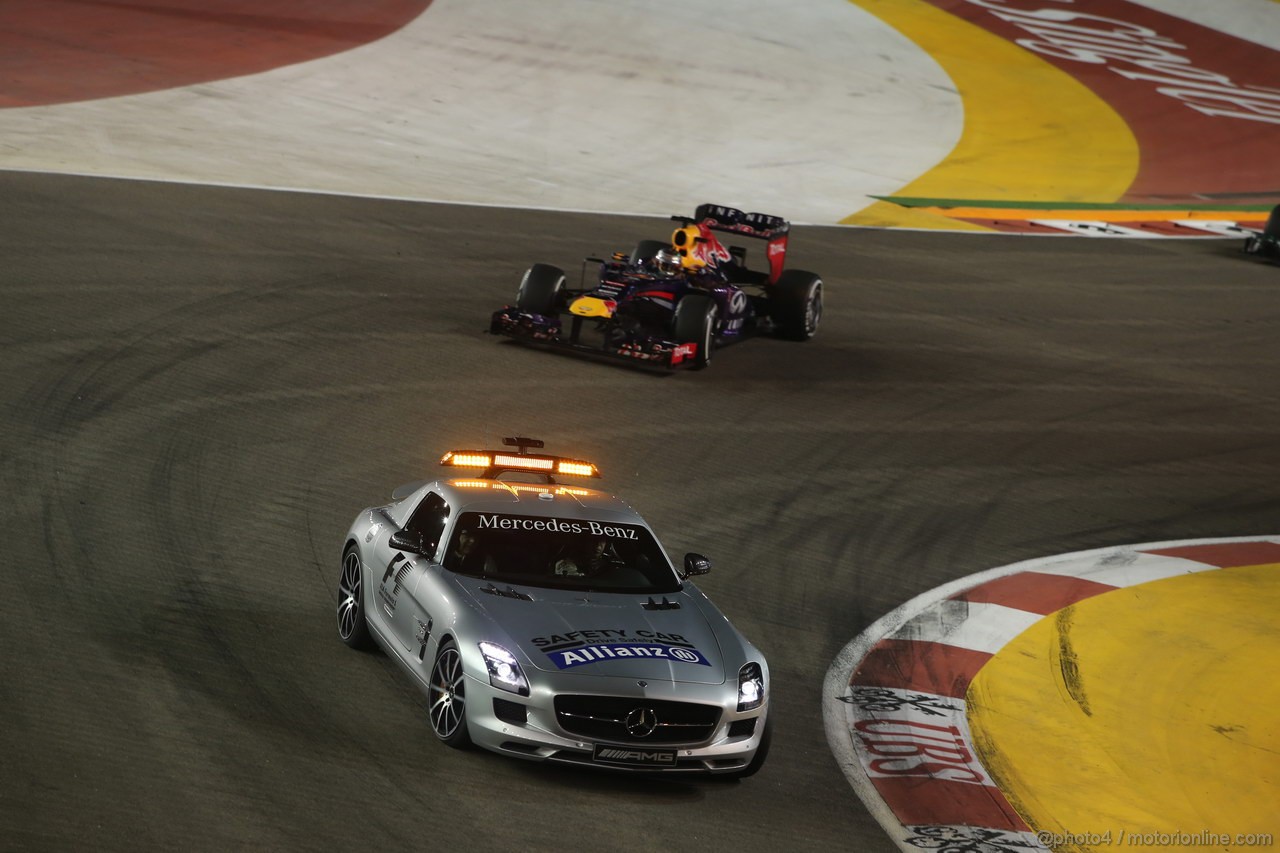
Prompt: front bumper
<box><xmin>462</xmin><ymin>670</ymin><xmax>768</xmax><ymax>774</ymax></box>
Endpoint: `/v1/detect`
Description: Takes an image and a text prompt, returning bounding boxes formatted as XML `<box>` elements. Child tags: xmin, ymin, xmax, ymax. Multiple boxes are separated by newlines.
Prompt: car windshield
<box><xmin>443</xmin><ymin>511</ymin><xmax>681</xmax><ymax>594</ymax></box>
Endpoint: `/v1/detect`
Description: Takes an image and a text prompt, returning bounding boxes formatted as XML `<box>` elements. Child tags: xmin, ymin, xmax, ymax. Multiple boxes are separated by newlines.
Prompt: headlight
<box><xmin>479</xmin><ymin>642</ymin><xmax>529</xmax><ymax>696</ymax></box>
<box><xmin>737</xmin><ymin>662</ymin><xmax>764</xmax><ymax>712</ymax></box>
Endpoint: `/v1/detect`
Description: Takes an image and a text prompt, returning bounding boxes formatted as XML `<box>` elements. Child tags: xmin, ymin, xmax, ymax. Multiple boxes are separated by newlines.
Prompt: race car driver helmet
<box><xmin>653</xmin><ymin>247</ymin><xmax>682</xmax><ymax>275</ymax></box>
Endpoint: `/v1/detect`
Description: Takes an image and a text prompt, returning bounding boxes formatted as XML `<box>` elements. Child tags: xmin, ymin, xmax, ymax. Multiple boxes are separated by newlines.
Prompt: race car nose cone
<box><xmin>569</xmin><ymin>296</ymin><xmax>616</xmax><ymax>318</ymax></box>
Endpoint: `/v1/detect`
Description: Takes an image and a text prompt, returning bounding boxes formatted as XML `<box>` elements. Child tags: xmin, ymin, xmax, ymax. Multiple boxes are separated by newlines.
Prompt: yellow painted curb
<box><xmin>843</xmin><ymin>0</ymin><xmax>1139</xmax><ymax>229</ymax></box>
<box><xmin>967</xmin><ymin>563</ymin><xmax>1280</xmax><ymax>846</ymax></box>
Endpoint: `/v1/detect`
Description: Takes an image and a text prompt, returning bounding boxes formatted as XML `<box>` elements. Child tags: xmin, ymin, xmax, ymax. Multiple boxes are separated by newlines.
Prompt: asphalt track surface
<box><xmin>4</xmin><ymin>170</ymin><xmax>1280</xmax><ymax>852</ymax></box>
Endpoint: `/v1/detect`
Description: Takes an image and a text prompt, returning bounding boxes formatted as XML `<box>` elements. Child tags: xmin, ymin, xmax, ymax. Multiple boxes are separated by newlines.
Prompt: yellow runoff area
<box><xmin>967</xmin><ymin>563</ymin><xmax>1280</xmax><ymax>848</ymax></box>
<box><xmin>842</xmin><ymin>0</ymin><xmax>1139</xmax><ymax>230</ymax></box>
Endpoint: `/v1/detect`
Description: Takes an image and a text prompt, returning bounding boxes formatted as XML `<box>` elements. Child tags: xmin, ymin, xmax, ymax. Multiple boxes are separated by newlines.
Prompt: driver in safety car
<box><xmin>554</xmin><ymin>537</ymin><xmax>620</xmax><ymax>578</ymax></box>
<box><xmin>449</xmin><ymin>527</ymin><xmax>495</xmax><ymax>576</ymax></box>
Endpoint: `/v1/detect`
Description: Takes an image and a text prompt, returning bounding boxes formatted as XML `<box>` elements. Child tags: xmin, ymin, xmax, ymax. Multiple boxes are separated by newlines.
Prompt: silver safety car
<box><xmin>336</xmin><ymin>438</ymin><xmax>771</xmax><ymax>776</ymax></box>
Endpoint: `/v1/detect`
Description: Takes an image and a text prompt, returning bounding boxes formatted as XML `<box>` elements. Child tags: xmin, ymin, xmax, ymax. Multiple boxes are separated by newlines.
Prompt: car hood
<box><xmin>464</xmin><ymin>583</ymin><xmax>727</xmax><ymax>685</ymax></box>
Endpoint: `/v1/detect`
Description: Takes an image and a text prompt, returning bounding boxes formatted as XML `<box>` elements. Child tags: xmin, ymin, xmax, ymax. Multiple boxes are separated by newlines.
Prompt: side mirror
<box><xmin>389</xmin><ymin>530</ymin><xmax>425</xmax><ymax>555</ymax></box>
<box><xmin>682</xmin><ymin>553</ymin><xmax>712</xmax><ymax>578</ymax></box>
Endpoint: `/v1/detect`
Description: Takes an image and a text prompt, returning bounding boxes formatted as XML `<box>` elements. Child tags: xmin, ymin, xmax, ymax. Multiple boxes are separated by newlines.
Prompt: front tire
<box><xmin>428</xmin><ymin>639</ymin><xmax>473</xmax><ymax>749</ymax></box>
<box><xmin>336</xmin><ymin>545</ymin><xmax>372</xmax><ymax>650</ymax></box>
<box><xmin>673</xmin><ymin>293</ymin><xmax>717</xmax><ymax>370</ymax></box>
<box><xmin>770</xmin><ymin>270</ymin><xmax>823</xmax><ymax>341</ymax></box>
<box><xmin>516</xmin><ymin>263</ymin><xmax>566</xmax><ymax>314</ymax></box>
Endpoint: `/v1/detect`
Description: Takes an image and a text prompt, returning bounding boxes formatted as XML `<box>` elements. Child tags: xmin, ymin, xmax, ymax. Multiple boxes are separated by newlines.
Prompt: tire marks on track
<box><xmin>4</xmin><ymin>172</ymin><xmax>1280</xmax><ymax>851</ymax></box>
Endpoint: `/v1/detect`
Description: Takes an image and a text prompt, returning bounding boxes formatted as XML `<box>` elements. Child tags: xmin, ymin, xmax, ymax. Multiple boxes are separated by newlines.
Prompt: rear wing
<box><xmin>682</xmin><ymin>204</ymin><xmax>790</xmax><ymax>240</ymax></box>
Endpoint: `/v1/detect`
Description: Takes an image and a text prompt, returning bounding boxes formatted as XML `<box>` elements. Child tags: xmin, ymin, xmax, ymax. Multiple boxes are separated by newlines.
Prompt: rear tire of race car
<box><xmin>770</xmin><ymin>270</ymin><xmax>823</xmax><ymax>341</ymax></box>
<box><xmin>673</xmin><ymin>293</ymin><xmax>717</xmax><ymax>370</ymax></box>
<box><xmin>516</xmin><ymin>263</ymin><xmax>566</xmax><ymax>315</ymax></box>
<box><xmin>630</xmin><ymin>239</ymin><xmax>668</xmax><ymax>266</ymax></box>
<box><xmin>428</xmin><ymin>639</ymin><xmax>473</xmax><ymax>749</ymax></box>
<box><xmin>727</xmin><ymin>713</ymin><xmax>772</xmax><ymax>779</ymax></box>
<box><xmin>336</xmin><ymin>545</ymin><xmax>373</xmax><ymax>651</ymax></box>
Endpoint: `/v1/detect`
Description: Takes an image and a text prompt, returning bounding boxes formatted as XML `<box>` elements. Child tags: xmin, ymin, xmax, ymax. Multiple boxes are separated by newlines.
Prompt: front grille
<box><xmin>554</xmin><ymin>695</ymin><xmax>721</xmax><ymax>745</ymax></box>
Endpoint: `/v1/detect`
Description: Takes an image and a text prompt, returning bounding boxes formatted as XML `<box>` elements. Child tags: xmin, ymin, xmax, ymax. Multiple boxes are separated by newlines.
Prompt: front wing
<box><xmin>489</xmin><ymin>307</ymin><xmax>701</xmax><ymax>369</ymax></box>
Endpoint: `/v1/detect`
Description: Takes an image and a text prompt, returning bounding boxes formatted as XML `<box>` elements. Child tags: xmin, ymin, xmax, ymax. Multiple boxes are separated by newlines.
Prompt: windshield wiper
<box><xmin>479</xmin><ymin>583</ymin><xmax>533</xmax><ymax>601</ymax></box>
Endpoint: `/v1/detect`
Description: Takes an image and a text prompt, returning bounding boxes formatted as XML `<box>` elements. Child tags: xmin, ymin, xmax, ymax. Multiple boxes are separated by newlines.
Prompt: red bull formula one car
<box><xmin>490</xmin><ymin>204</ymin><xmax>823</xmax><ymax>370</ymax></box>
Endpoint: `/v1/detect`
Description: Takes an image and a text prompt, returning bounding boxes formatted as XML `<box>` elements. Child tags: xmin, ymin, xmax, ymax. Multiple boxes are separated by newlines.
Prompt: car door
<box><xmin>372</xmin><ymin>492</ymin><xmax>448</xmax><ymax>653</ymax></box>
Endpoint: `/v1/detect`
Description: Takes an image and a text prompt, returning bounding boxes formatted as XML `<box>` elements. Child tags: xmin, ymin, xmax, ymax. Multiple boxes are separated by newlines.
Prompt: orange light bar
<box><xmin>439</xmin><ymin>447</ymin><xmax>601</xmax><ymax>478</ymax></box>
<box><xmin>441</xmin><ymin>451</ymin><xmax>492</xmax><ymax>468</ymax></box>
<box><xmin>493</xmin><ymin>453</ymin><xmax>554</xmax><ymax>471</ymax></box>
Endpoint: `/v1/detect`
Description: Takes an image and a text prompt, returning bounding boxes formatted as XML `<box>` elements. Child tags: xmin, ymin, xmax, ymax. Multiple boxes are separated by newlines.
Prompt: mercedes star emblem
<box><xmin>624</xmin><ymin>706</ymin><xmax>658</xmax><ymax>738</ymax></box>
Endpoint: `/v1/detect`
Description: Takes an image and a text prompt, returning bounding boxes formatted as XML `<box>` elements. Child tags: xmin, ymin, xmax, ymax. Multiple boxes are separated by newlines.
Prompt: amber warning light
<box><xmin>439</xmin><ymin>440</ymin><xmax>600</xmax><ymax>479</ymax></box>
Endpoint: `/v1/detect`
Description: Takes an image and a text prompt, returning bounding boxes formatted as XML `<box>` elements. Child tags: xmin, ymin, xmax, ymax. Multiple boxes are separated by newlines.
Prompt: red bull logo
<box><xmin>672</xmin><ymin>223</ymin><xmax>732</xmax><ymax>270</ymax></box>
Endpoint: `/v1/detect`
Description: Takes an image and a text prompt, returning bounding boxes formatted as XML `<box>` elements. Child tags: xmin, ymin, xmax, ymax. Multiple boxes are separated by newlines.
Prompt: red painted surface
<box><xmin>926</xmin><ymin>0</ymin><xmax>1280</xmax><ymax>204</ymax></box>
<box><xmin>953</xmin><ymin>571</ymin><xmax>1116</xmax><ymax>614</ymax></box>
<box><xmin>1145</xmin><ymin>540</ymin><xmax>1280</xmax><ymax>568</ymax></box>
<box><xmin>955</xmin><ymin>216</ymin><xmax>1267</xmax><ymax>234</ymax></box>
<box><xmin>0</xmin><ymin>0</ymin><xmax>432</xmax><ymax>108</ymax></box>
<box><xmin>871</xmin><ymin>776</ymin><xmax>1031</xmax><ymax>830</ymax></box>
<box><xmin>851</xmin><ymin>639</ymin><xmax>993</xmax><ymax>697</ymax></box>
